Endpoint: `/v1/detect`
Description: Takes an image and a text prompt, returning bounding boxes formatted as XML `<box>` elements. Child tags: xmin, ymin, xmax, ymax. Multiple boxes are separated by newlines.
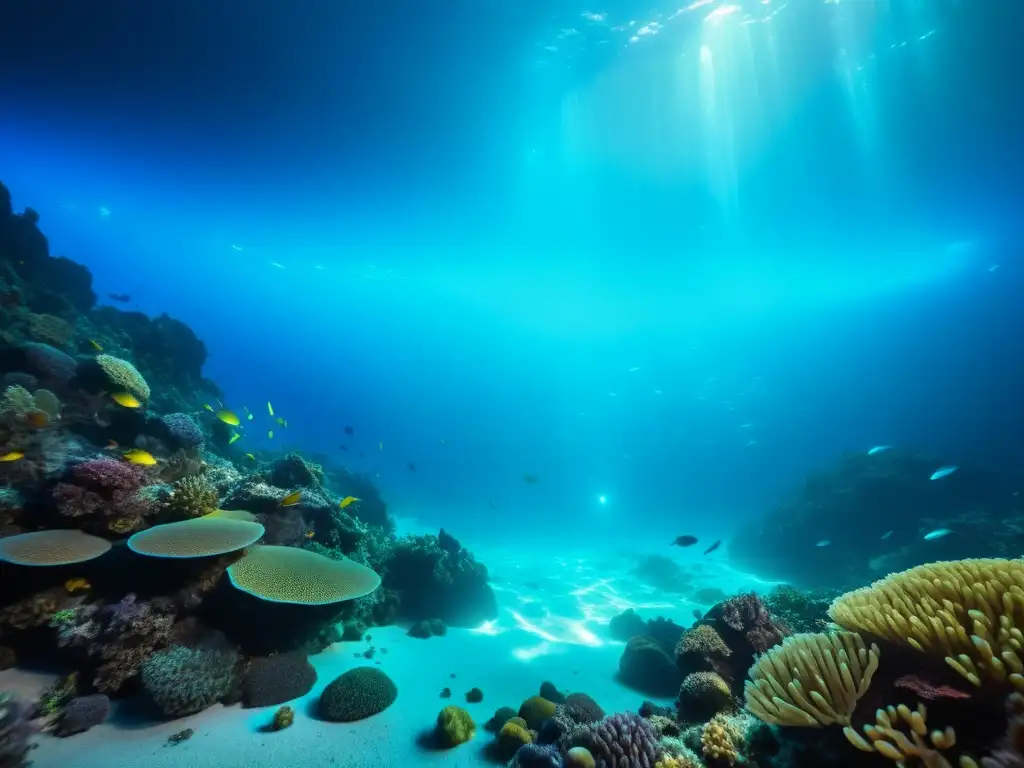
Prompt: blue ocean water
<box><xmin>3</xmin><ymin>0</ymin><xmax>1020</xmax><ymax>546</ymax></box>
<box><xmin>1</xmin><ymin>2</ymin><xmax>1023</xmax><ymax>763</ymax></box>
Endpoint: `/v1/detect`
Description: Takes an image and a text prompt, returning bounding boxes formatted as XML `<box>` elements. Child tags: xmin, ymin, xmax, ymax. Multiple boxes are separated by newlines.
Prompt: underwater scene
<box><xmin>1</xmin><ymin>0</ymin><xmax>1023</xmax><ymax>766</ymax></box>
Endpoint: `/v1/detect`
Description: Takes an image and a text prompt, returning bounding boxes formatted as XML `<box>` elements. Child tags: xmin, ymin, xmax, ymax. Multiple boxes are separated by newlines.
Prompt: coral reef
<box><xmin>619</xmin><ymin>635</ymin><xmax>684</xmax><ymax>696</ymax></box>
<box><xmin>0</xmin><ymin>692</ymin><xmax>36</xmax><ymax>767</ymax></box>
<box><xmin>436</xmin><ymin>705</ymin><xmax>476</xmax><ymax>747</ymax></box>
<box><xmin>729</xmin><ymin>450</ymin><xmax>1021</xmax><ymax>588</ymax></box>
<box><xmin>55</xmin><ymin>694</ymin><xmax>109</xmax><ymax>736</ymax></box>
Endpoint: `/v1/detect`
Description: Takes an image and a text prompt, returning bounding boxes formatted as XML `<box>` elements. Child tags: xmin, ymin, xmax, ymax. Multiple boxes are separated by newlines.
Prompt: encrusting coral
<box><xmin>828</xmin><ymin>558</ymin><xmax>1024</xmax><ymax>691</ymax></box>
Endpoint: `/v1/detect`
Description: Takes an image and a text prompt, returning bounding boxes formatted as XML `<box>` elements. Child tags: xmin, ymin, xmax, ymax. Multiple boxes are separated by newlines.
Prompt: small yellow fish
<box><xmin>0</xmin><ymin>451</ymin><xmax>24</xmax><ymax>462</ymax></box>
<box><xmin>203</xmin><ymin>404</ymin><xmax>214</xmax><ymax>412</ymax></box>
<box><xmin>216</xmin><ymin>410</ymin><xmax>241</xmax><ymax>426</ymax></box>
<box><xmin>379</xmin><ymin>441</ymin><xmax>383</xmax><ymax>450</ymax></box>
<box><xmin>111</xmin><ymin>392</ymin><xmax>142</xmax><ymax>409</ymax></box>
<box><xmin>276</xmin><ymin>417</ymin><xmax>288</xmax><ymax>428</ymax></box>
<box><xmin>267</xmin><ymin>401</ymin><xmax>274</xmax><ymax>416</ymax></box>
<box><xmin>88</xmin><ymin>339</ymin><xmax>103</xmax><ymax>352</ymax></box>
<box><xmin>122</xmin><ymin>448</ymin><xmax>157</xmax><ymax>466</ymax></box>
<box><xmin>64</xmin><ymin>577</ymin><xmax>91</xmax><ymax>594</ymax></box>
<box><xmin>244</xmin><ymin>452</ymin><xmax>256</xmax><ymax>461</ymax></box>
<box><xmin>228</xmin><ymin>433</ymin><xmax>241</xmax><ymax>444</ymax></box>
<box><xmin>338</xmin><ymin>496</ymin><xmax>360</xmax><ymax>509</ymax></box>
<box><xmin>268</xmin><ymin>430</ymin><xmax>274</xmax><ymax>439</ymax></box>
<box><xmin>279</xmin><ymin>489</ymin><xmax>303</xmax><ymax>507</ymax></box>
<box><xmin>304</xmin><ymin>529</ymin><xmax>315</xmax><ymax>539</ymax></box>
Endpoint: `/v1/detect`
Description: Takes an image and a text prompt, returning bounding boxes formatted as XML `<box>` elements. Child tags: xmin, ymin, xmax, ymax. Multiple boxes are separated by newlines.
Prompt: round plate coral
<box><xmin>227</xmin><ymin>545</ymin><xmax>381</xmax><ymax>605</ymax></box>
<box><xmin>0</xmin><ymin>529</ymin><xmax>112</xmax><ymax>566</ymax></box>
<box><xmin>127</xmin><ymin>518</ymin><xmax>264</xmax><ymax>558</ymax></box>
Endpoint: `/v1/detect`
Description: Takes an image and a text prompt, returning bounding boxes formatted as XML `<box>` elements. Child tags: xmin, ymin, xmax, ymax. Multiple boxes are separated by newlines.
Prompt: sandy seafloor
<box><xmin>5</xmin><ymin>530</ymin><xmax>778</xmax><ymax>768</ymax></box>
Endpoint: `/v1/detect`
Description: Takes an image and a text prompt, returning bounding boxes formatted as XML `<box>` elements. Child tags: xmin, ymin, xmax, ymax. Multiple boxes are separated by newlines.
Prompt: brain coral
<box><xmin>519</xmin><ymin>695</ymin><xmax>558</xmax><ymax>729</ymax></box>
<box><xmin>0</xmin><ymin>530</ymin><xmax>112</xmax><ymax>566</ymax></box>
<box><xmin>96</xmin><ymin>354</ymin><xmax>150</xmax><ymax>402</ymax></box>
<box><xmin>319</xmin><ymin>668</ymin><xmax>397</xmax><ymax>722</ymax></box>
<box><xmin>127</xmin><ymin>518</ymin><xmax>264</xmax><ymax>558</ymax></box>
<box><xmin>226</xmin><ymin>545</ymin><xmax>381</xmax><ymax>605</ymax></box>
<box><xmin>141</xmin><ymin>644</ymin><xmax>238</xmax><ymax>717</ymax></box>
<box><xmin>678</xmin><ymin>671</ymin><xmax>734</xmax><ymax>722</ymax></box>
<box><xmin>22</xmin><ymin>342</ymin><xmax>77</xmax><ymax>383</ymax></box>
<box><xmin>436</xmin><ymin>705</ymin><xmax>475</xmax><ymax>747</ymax></box>
<box><xmin>241</xmin><ymin>651</ymin><xmax>317</xmax><ymax>708</ymax></box>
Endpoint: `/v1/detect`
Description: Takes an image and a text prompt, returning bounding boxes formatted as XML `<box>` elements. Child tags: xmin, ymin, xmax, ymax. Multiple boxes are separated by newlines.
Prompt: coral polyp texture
<box><xmin>127</xmin><ymin>517</ymin><xmax>264</xmax><ymax>558</ymax></box>
<box><xmin>226</xmin><ymin>545</ymin><xmax>381</xmax><ymax>604</ymax></box>
<box><xmin>828</xmin><ymin>558</ymin><xmax>1024</xmax><ymax>690</ymax></box>
<box><xmin>744</xmin><ymin>631</ymin><xmax>879</xmax><ymax>727</ymax></box>
<box><xmin>0</xmin><ymin>529</ymin><xmax>112</xmax><ymax>565</ymax></box>
<box><xmin>318</xmin><ymin>668</ymin><xmax>397</xmax><ymax>722</ymax></box>
<box><xmin>94</xmin><ymin>353</ymin><xmax>151</xmax><ymax>403</ymax></box>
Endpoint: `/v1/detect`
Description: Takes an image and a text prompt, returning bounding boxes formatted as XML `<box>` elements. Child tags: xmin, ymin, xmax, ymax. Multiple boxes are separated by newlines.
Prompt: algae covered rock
<box><xmin>319</xmin><ymin>667</ymin><xmax>397</xmax><ymax>722</ymax></box>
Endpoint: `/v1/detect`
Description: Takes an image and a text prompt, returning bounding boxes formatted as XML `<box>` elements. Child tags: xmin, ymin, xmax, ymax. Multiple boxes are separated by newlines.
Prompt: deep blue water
<box><xmin>1</xmin><ymin>0</ymin><xmax>1022</xmax><ymax>542</ymax></box>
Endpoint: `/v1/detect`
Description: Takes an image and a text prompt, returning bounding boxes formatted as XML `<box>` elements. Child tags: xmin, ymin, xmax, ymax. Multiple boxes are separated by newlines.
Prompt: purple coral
<box><xmin>161</xmin><ymin>413</ymin><xmax>203</xmax><ymax>449</ymax></box>
<box><xmin>512</xmin><ymin>744</ymin><xmax>564</xmax><ymax>768</ymax></box>
<box><xmin>719</xmin><ymin>593</ymin><xmax>791</xmax><ymax>654</ymax></box>
<box><xmin>71</xmin><ymin>459</ymin><xmax>146</xmax><ymax>492</ymax></box>
<box><xmin>562</xmin><ymin>712</ymin><xmax>660</xmax><ymax>768</ymax></box>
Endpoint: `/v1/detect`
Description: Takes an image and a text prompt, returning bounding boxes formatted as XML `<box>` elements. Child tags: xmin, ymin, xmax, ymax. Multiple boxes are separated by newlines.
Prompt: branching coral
<box><xmin>843</xmin><ymin>701</ymin><xmax>961</xmax><ymax>768</ymax></box>
<box><xmin>744</xmin><ymin>631</ymin><xmax>879</xmax><ymax>727</ymax></box>
<box><xmin>701</xmin><ymin>714</ymin><xmax>742</xmax><ymax>766</ymax></box>
<box><xmin>828</xmin><ymin>558</ymin><xmax>1024</xmax><ymax>691</ymax></box>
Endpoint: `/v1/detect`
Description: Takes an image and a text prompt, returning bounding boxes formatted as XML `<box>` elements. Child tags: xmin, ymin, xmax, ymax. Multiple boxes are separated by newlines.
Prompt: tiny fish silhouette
<box><xmin>407</xmin><ymin>461</ymin><xmax>416</xmax><ymax>472</ymax></box>
<box><xmin>671</xmin><ymin>535</ymin><xmax>698</xmax><ymax>547</ymax></box>
<box><xmin>108</xmin><ymin>292</ymin><xmax>131</xmax><ymax>303</ymax></box>
<box><xmin>344</xmin><ymin>425</ymin><xmax>354</xmax><ymax>435</ymax></box>
<box><xmin>703</xmin><ymin>539</ymin><xmax>722</xmax><ymax>555</ymax></box>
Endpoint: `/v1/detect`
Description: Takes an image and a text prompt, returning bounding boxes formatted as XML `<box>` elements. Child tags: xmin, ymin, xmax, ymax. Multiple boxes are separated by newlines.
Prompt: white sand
<box><xmin>8</xmin><ymin>544</ymin><xmax>774</xmax><ymax>768</ymax></box>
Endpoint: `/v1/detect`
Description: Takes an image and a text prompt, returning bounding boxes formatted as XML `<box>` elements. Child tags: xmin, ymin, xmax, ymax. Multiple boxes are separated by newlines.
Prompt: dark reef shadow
<box><xmin>478</xmin><ymin>739</ymin><xmax>509</xmax><ymax>764</ymax></box>
<box><xmin>612</xmin><ymin>670</ymin><xmax>679</xmax><ymax>700</ymax></box>
<box><xmin>108</xmin><ymin>695</ymin><xmax>173</xmax><ymax>731</ymax></box>
<box><xmin>414</xmin><ymin>727</ymin><xmax>450</xmax><ymax>752</ymax></box>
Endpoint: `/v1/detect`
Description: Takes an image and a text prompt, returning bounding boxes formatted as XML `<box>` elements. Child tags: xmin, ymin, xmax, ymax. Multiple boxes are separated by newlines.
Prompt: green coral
<box><xmin>95</xmin><ymin>354</ymin><xmax>151</xmax><ymax>402</ymax></box>
<box><xmin>37</xmin><ymin>672</ymin><xmax>78</xmax><ymax>716</ymax></box>
<box><xmin>518</xmin><ymin>695</ymin><xmax>557</xmax><ymax>728</ymax></box>
<box><xmin>436</xmin><ymin>705</ymin><xmax>475</xmax><ymax>747</ymax></box>
<box><xmin>319</xmin><ymin>668</ymin><xmax>397</xmax><ymax>722</ymax></box>
<box><xmin>166</xmin><ymin>475</ymin><xmax>218</xmax><ymax>518</ymax></box>
<box><xmin>49</xmin><ymin>610</ymin><xmax>77</xmax><ymax>626</ymax></box>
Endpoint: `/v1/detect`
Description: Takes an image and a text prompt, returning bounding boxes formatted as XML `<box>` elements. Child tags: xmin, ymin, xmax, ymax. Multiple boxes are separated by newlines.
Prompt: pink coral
<box><xmin>894</xmin><ymin>675</ymin><xmax>971</xmax><ymax>701</ymax></box>
<box><xmin>718</xmin><ymin>593</ymin><xmax>790</xmax><ymax>654</ymax></box>
<box><xmin>71</xmin><ymin>459</ymin><xmax>146</xmax><ymax>491</ymax></box>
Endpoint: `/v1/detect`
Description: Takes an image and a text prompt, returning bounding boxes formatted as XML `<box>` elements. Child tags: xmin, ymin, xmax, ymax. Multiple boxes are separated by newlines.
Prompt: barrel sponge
<box><xmin>319</xmin><ymin>668</ymin><xmax>397</xmax><ymax>722</ymax></box>
<box><xmin>828</xmin><ymin>558</ymin><xmax>1024</xmax><ymax>691</ymax></box>
<box><xmin>0</xmin><ymin>529</ymin><xmax>112</xmax><ymax>566</ymax></box>
<box><xmin>226</xmin><ymin>545</ymin><xmax>381</xmax><ymax>605</ymax></box>
<box><xmin>95</xmin><ymin>354</ymin><xmax>150</xmax><ymax>402</ymax></box>
<box><xmin>127</xmin><ymin>518</ymin><xmax>264</xmax><ymax>558</ymax></box>
<box><xmin>743</xmin><ymin>631</ymin><xmax>878</xmax><ymax>728</ymax></box>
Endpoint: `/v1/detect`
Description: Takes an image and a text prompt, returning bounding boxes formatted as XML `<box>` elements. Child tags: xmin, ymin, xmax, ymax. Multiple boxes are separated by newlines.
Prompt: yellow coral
<box><xmin>436</xmin><ymin>705</ymin><xmax>475</xmax><ymax>746</ymax></box>
<box><xmin>95</xmin><ymin>354</ymin><xmax>150</xmax><ymax>402</ymax></box>
<box><xmin>744</xmin><ymin>631</ymin><xmax>878</xmax><ymax>727</ymax></box>
<box><xmin>701</xmin><ymin>715</ymin><xmax>740</xmax><ymax>765</ymax></box>
<box><xmin>518</xmin><ymin>695</ymin><xmax>557</xmax><ymax>728</ymax></box>
<box><xmin>497</xmin><ymin>720</ymin><xmax>532</xmax><ymax>756</ymax></box>
<box><xmin>843</xmin><ymin>701</ymin><xmax>964</xmax><ymax>768</ymax></box>
<box><xmin>829</xmin><ymin>558</ymin><xmax>1024</xmax><ymax>691</ymax></box>
<box><xmin>227</xmin><ymin>545</ymin><xmax>381</xmax><ymax>605</ymax></box>
<box><xmin>168</xmin><ymin>474</ymin><xmax>218</xmax><ymax>518</ymax></box>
